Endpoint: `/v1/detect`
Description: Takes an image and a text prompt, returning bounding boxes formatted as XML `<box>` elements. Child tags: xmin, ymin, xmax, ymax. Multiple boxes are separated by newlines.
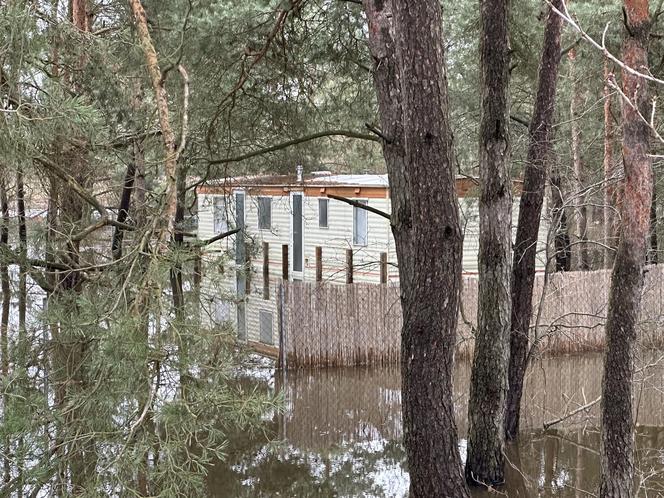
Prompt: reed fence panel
<box><xmin>282</xmin><ymin>265</ymin><xmax>664</xmax><ymax>367</ymax></box>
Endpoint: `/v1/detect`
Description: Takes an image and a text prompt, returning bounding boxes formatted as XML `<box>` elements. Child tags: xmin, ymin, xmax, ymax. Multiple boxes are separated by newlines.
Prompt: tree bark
<box><xmin>505</xmin><ymin>0</ymin><xmax>564</xmax><ymax>440</ymax></box>
<box><xmin>362</xmin><ymin>0</ymin><xmax>413</xmax><ymax>289</ymax></box>
<box><xmin>599</xmin><ymin>1</ymin><xmax>652</xmax><ymax>496</ymax></box>
<box><xmin>465</xmin><ymin>0</ymin><xmax>511</xmax><ymax>486</ymax></box>
<box><xmin>603</xmin><ymin>59</ymin><xmax>618</xmax><ymax>268</ymax></box>
<box><xmin>364</xmin><ymin>1</ymin><xmax>470</xmax><ymax>496</ymax></box>
<box><xmin>394</xmin><ymin>2</ymin><xmax>470</xmax><ymax>496</ymax></box>
<box><xmin>569</xmin><ymin>46</ymin><xmax>590</xmax><ymax>271</ymax></box>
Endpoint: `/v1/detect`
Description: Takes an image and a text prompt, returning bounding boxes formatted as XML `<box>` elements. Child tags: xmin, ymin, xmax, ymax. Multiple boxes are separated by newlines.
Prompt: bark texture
<box><xmin>599</xmin><ymin>2</ymin><xmax>652</xmax><ymax>496</ymax></box>
<box><xmin>364</xmin><ymin>1</ymin><xmax>470</xmax><ymax>496</ymax></box>
<box><xmin>465</xmin><ymin>0</ymin><xmax>512</xmax><ymax>486</ymax></box>
<box><xmin>394</xmin><ymin>2</ymin><xmax>469</xmax><ymax>495</ymax></box>
<box><xmin>363</xmin><ymin>0</ymin><xmax>412</xmax><ymax>288</ymax></box>
<box><xmin>505</xmin><ymin>0</ymin><xmax>563</xmax><ymax>440</ymax></box>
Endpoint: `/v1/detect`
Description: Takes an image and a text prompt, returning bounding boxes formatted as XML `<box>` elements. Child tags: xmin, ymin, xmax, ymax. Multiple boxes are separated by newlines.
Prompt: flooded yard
<box><xmin>208</xmin><ymin>352</ymin><xmax>664</xmax><ymax>497</ymax></box>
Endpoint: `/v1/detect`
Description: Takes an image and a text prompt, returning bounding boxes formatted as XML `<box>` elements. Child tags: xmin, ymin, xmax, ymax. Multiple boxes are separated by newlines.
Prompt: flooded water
<box><xmin>208</xmin><ymin>352</ymin><xmax>664</xmax><ymax>497</ymax></box>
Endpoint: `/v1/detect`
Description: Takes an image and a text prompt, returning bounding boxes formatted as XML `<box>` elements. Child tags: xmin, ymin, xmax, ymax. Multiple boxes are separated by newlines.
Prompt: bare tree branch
<box><xmin>326</xmin><ymin>194</ymin><xmax>392</xmax><ymax>221</ymax></box>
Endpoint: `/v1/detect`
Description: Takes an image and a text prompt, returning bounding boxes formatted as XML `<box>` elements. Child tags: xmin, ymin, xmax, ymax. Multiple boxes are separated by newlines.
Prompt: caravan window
<box><xmin>319</xmin><ymin>198</ymin><xmax>329</xmax><ymax>228</ymax></box>
<box><xmin>353</xmin><ymin>201</ymin><xmax>368</xmax><ymax>246</ymax></box>
<box><xmin>257</xmin><ymin>197</ymin><xmax>272</xmax><ymax>230</ymax></box>
<box><xmin>213</xmin><ymin>197</ymin><xmax>228</xmax><ymax>234</ymax></box>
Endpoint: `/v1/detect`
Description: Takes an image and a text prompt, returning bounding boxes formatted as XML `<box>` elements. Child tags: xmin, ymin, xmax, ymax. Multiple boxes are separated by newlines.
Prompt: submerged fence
<box><xmin>281</xmin><ymin>265</ymin><xmax>664</xmax><ymax>368</ymax></box>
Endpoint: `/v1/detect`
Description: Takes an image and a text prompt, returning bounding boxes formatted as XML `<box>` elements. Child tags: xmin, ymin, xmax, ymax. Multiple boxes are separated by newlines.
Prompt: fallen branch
<box><xmin>543</xmin><ymin>395</ymin><xmax>601</xmax><ymax>430</ymax></box>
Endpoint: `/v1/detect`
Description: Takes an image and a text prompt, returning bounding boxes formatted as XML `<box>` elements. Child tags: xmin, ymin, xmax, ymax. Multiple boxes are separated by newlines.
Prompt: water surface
<box><xmin>209</xmin><ymin>353</ymin><xmax>664</xmax><ymax>497</ymax></box>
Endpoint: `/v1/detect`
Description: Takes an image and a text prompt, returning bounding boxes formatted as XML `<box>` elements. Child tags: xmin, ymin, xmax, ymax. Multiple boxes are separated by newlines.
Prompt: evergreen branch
<box><xmin>206</xmin><ymin>130</ymin><xmax>379</xmax><ymax>166</ymax></box>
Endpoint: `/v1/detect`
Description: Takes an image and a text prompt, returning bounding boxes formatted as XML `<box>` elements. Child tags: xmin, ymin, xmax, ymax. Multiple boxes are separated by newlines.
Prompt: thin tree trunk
<box><xmin>550</xmin><ymin>161</ymin><xmax>572</xmax><ymax>271</ymax></box>
<box><xmin>15</xmin><ymin>165</ymin><xmax>27</xmax><ymax>497</ymax></box>
<box><xmin>603</xmin><ymin>59</ymin><xmax>617</xmax><ymax>268</ymax></box>
<box><xmin>505</xmin><ymin>0</ymin><xmax>564</xmax><ymax>440</ymax></box>
<box><xmin>128</xmin><ymin>0</ymin><xmax>178</xmax><ymax>245</ymax></box>
<box><xmin>569</xmin><ymin>46</ymin><xmax>590</xmax><ymax>270</ymax></box>
<box><xmin>599</xmin><ymin>1</ymin><xmax>652</xmax><ymax>496</ymax></box>
<box><xmin>0</xmin><ymin>179</ymin><xmax>10</xmax><ymax>485</ymax></box>
<box><xmin>393</xmin><ymin>1</ymin><xmax>470</xmax><ymax>495</ymax></box>
<box><xmin>169</xmin><ymin>167</ymin><xmax>186</xmax><ymax>314</ymax></box>
<box><xmin>465</xmin><ymin>0</ymin><xmax>512</xmax><ymax>486</ymax></box>
<box><xmin>648</xmin><ymin>178</ymin><xmax>658</xmax><ymax>264</ymax></box>
<box><xmin>16</xmin><ymin>167</ymin><xmax>26</xmax><ymax>344</ymax></box>
<box><xmin>111</xmin><ymin>161</ymin><xmax>136</xmax><ymax>260</ymax></box>
<box><xmin>133</xmin><ymin>139</ymin><xmax>147</xmax><ymax>229</ymax></box>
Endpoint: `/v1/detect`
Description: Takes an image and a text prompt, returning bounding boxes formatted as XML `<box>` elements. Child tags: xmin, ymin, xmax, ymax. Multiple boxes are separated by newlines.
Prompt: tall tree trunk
<box><xmin>393</xmin><ymin>1</ymin><xmax>470</xmax><ymax>495</ymax></box>
<box><xmin>603</xmin><ymin>59</ymin><xmax>618</xmax><ymax>268</ymax></box>
<box><xmin>465</xmin><ymin>0</ymin><xmax>512</xmax><ymax>486</ymax></box>
<box><xmin>128</xmin><ymin>0</ymin><xmax>179</xmax><ymax>245</ymax></box>
<box><xmin>362</xmin><ymin>0</ymin><xmax>413</xmax><ymax>289</ymax></box>
<box><xmin>569</xmin><ymin>46</ymin><xmax>590</xmax><ymax>270</ymax></box>
<box><xmin>505</xmin><ymin>0</ymin><xmax>564</xmax><ymax>440</ymax></box>
<box><xmin>599</xmin><ymin>1</ymin><xmax>652</xmax><ymax>496</ymax></box>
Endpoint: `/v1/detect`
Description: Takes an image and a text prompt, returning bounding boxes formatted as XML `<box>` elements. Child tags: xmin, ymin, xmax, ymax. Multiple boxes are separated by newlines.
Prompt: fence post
<box><xmin>346</xmin><ymin>249</ymin><xmax>353</xmax><ymax>284</ymax></box>
<box><xmin>263</xmin><ymin>242</ymin><xmax>270</xmax><ymax>300</ymax></box>
<box><xmin>315</xmin><ymin>246</ymin><xmax>323</xmax><ymax>282</ymax></box>
<box><xmin>282</xmin><ymin>244</ymin><xmax>289</xmax><ymax>281</ymax></box>
<box><xmin>380</xmin><ymin>252</ymin><xmax>388</xmax><ymax>284</ymax></box>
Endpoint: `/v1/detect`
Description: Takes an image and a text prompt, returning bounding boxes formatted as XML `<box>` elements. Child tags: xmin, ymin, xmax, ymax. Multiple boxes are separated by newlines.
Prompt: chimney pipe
<box><xmin>296</xmin><ymin>164</ymin><xmax>303</xmax><ymax>183</ymax></box>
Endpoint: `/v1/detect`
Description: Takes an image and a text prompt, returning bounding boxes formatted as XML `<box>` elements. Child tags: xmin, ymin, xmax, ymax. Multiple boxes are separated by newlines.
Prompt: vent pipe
<box><xmin>296</xmin><ymin>164</ymin><xmax>303</xmax><ymax>183</ymax></box>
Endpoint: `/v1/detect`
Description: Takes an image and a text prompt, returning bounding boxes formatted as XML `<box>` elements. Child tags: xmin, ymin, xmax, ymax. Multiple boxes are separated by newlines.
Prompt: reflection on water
<box><xmin>209</xmin><ymin>353</ymin><xmax>664</xmax><ymax>497</ymax></box>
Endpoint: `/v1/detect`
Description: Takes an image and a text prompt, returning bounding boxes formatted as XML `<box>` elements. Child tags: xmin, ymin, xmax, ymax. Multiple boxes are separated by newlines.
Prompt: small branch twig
<box><xmin>206</xmin><ymin>129</ymin><xmax>379</xmax><ymax>166</ymax></box>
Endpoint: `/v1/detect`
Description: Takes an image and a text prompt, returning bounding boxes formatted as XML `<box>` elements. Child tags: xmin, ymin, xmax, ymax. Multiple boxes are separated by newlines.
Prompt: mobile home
<box><xmin>196</xmin><ymin>170</ymin><xmax>549</xmax><ymax>346</ymax></box>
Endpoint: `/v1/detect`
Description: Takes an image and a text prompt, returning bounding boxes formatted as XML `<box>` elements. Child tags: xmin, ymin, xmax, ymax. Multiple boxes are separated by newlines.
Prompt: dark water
<box><xmin>209</xmin><ymin>353</ymin><xmax>664</xmax><ymax>497</ymax></box>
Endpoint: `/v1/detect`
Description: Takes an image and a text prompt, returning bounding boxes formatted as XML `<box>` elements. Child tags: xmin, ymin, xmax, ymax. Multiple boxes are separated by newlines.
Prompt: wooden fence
<box><xmin>281</xmin><ymin>265</ymin><xmax>664</xmax><ymax>368</ymax></box>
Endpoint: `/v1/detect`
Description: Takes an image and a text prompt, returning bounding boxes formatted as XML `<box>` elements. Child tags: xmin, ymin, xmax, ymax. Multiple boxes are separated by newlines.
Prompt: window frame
<box><xmin>318</xmin><ymin>198</ymin><xmax>329</xmax><ymax>229</ymax></box>
<box><xmin>257</xmin><ymin>196</ymin><xmax>272</xmax><ymax>230</ymax></box>
<box><xmin>352</xmin><ymin>199</ymin><xmax>369</xmax><ymax>247</ymax></box>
